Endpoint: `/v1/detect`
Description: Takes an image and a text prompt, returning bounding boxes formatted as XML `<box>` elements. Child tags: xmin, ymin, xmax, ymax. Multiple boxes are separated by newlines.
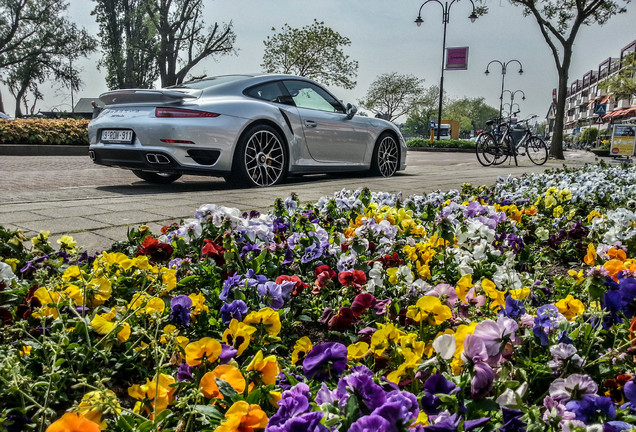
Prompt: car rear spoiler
<box><xmin>99</xmin><ymin>89</ymin><xmax>199</xmax><ymax>106</ymax></box>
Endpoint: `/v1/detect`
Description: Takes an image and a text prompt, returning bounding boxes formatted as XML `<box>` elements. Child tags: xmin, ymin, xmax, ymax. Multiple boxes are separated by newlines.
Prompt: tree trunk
<box><xmin>549</xmin><ymin>45</ymin><xmax>574</xmax><ymax>160</ymax></box>
<box><xmin>0</xmin><ymin>89</ymin><xmax>5</xmax><ymax>114</ymax></box>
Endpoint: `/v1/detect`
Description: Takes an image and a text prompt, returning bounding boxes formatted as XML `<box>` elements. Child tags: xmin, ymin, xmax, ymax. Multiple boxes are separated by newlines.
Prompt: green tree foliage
<box><xmin>598</xmin><ymin>51</ymin><xmax>636</xmax><ymax>101</ymax></box>
<box><xmin>92</xmin><ymin>0</ymin><xmax>236</xmax><ymax>89</ymax></box>
<box><xmin>261</xmin><ymin>20</ymin><xmax>358</xmax><ymax>90</ymax></box>
<box><xmin>359</xmin><ymin>73</ymin><xmax>426</xmax><ymax>122</ymax></box>
<box><xmin>506</xmin><ymin>0</ymin><xmax>629</xmax><ymax>160</ymax></box>
<box><xmin>580</xmin><ymin>126</ymin><xmax>599</xmax><ymax>143</ymax></box>
<box><xmin>444</xmin><ymin>97</ymin><xmax>499</xmax><ymax>133</ymax></box>
<box><xmin>92</xmin><ymin>0</ymin><xmax>159</xmax><ymax>89</ymax></box>
<box><xmin>402</xmin><ymin>85</ymin><xmax>442</xmax><ymax>137</ymax></box>
<box><xmin>0</xmin><ymin>0</ymin><xmax>96</xmax><ymax>116</ymax></box>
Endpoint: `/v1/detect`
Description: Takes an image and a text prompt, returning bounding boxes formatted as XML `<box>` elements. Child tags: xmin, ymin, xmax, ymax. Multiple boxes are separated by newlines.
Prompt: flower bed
<box><xmin>1</xmin><ymin>162</ymin><xmax>636</xmax><ymax>432</ymax></box>
<box><xmin>0</xmin><ymin>118</ymin><xmax>89</xmax><ymax>145</ymax></box>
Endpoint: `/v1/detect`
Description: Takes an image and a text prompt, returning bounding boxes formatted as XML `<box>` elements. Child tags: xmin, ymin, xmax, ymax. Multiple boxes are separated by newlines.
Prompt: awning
<box><xmin>600</xmin><ymin>95</ymin><xmax>612</xmax><ymax>104</ymax></box>
<box><xmin>587</xmin><ymin>97</ymin><xmax>601</xmax><ymax>108</ymax></box>
<box><xmin>620</xmin><ymin>107</ymin><xmax>636</xmax><ymax>117</ymax></box>
<box><xmin>604</xmin><ymin>109</ymin><xmax>624</xmax><ymax>119</ymax></box>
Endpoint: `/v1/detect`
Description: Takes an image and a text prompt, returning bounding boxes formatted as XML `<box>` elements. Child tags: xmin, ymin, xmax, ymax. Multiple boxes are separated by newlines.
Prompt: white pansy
<box><xmin>0</xmin><ymin>262</ymin><xmax>16</xmax><ymax>282</ymax></box>
<box><xmin>432</xmin><ymin>334</ymin><xmax>456</xmax><ymax>360</ymax></box>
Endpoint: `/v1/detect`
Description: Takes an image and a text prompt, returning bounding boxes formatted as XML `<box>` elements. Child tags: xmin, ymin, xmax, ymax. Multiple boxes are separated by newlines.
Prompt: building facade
<box><xmin>562</xmin><ymin>40</ymin><xmax>635</xmax><ymax>138</ymax></box>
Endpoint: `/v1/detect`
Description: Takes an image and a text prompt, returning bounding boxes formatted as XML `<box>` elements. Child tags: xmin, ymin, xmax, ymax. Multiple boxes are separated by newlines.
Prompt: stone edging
<box><xmin>0</xmin><ymin>144</ymin><xmax>88</xmax><ymax>156</ymax></box>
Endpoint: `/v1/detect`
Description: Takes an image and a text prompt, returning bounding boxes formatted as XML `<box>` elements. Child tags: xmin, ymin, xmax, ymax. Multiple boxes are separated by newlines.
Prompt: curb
<box><xmin>407</xmin><ymin>147</ymin><xmax>474</xmax><ymax>153</ymax></box>
<box><xmin>0</xmin><ymin>144</ymin><xmax>88</xmax><ymax>156</ymax></box>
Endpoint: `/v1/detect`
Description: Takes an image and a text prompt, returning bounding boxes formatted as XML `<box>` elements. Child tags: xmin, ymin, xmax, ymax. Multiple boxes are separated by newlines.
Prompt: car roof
<box><xmin>169</xmin><ymin>74</ymin><xmax>318</xmax><ymax>95</ymax></box>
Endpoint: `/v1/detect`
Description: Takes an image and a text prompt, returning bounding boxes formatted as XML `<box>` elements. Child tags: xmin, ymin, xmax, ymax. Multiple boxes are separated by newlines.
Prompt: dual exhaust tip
<box><xmin>145</xmin><ymin>153</ymin><xmax>171</xmax><ymax>164</ymax></box>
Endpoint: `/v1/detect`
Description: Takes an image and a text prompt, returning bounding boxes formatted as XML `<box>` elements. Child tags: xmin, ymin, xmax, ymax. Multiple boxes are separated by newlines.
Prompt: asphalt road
<box><xmin>0</xmin><ymin>149</ymin><xmax>599</xmax><ymax>253</ymax></box>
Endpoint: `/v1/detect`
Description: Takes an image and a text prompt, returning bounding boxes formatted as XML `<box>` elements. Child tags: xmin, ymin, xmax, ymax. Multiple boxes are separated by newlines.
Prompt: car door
<box><xmin>282</xmin><ymin>80</ymin><xmax>368</xmax><ymax>164</ymax></box>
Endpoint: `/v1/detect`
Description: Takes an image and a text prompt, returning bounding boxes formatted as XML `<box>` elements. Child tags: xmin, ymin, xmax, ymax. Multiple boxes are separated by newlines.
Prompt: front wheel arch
<box><xmin>370</xmin><ymin>131</ymin><xmax>400</xmax><ymax>177</ymax></box>
<box><xmin>228</xmin><ymin>121</ymin><xmax>289</xmax><ymax>187</ymax></box>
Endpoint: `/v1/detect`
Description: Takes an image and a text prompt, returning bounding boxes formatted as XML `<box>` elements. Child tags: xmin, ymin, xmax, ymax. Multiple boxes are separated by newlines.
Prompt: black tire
<box><xmin>475</xmin><ymin>133</ymin><xmax>497</xmax><ymax>166</ymax></box>
<box><xmin>229</xmin><ymin>124</ymin><xmax>287</xmax><ymax>187</ymax></box>
<box><xmin>526</xmin><ymin>136</ymin><xmax>549</xmax><ymax>165</ymax></box>
<box><xmin>132</xmin><ymin>170</ymin><xmax>182</xmax><ymax>184</ymax></box>
<box><xmin>491</xmin><ymin>137</ymin><xmax>510</xmax><ymax>166</ymax></box>
<box><xmin>370</xmin><ymin>132</ymin><xmax>399</xmax><ymax>177</ymax></box>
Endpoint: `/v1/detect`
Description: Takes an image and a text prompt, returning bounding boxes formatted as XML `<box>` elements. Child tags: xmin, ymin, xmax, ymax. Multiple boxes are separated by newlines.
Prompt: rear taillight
<box><xmin>155</xmin><ymin>107</ymin><xmax>220</xmax><ymax>118</ymax></box>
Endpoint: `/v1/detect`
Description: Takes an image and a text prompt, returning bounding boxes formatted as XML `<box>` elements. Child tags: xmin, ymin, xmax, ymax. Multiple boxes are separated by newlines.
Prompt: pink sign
<box><xmin>445</xmin><ymin>47</ymin><xmax>469</xmax><ymax>70</ymax></box>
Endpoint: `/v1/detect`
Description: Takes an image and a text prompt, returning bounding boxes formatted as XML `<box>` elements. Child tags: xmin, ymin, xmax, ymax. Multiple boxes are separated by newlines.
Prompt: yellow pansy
<box><xmin>370</xmin><ymin>322</ymin><xmax>405</xmax><ymax>356</ymax></box>
<box><xmin>19</xmin><ymin>346</ymin><xmax>32</xmax><ymax>356</ymax></box>
<box><xmin>584</xmin><ymin>243</ymin><xmax>597</xmax><ymax>266</ymax></box>
<box><xmin>57</xmin><ymin>235</ymin><xmax>77</xmax><ymax>251</ymax></box>
<box><xmin>587</xmin><ymin>210</ymin><xmax>602</xmax><ymax>223</ymax></box>
<box><xmin>128</xmin><ymin>293</ymin><xmax>165</xmax><ymax>315</ymax></box>
<box><xmin>555</xmin><ymin>295</ymin><xmax>585</xmax><ymax>321</ymax></box>
<box><xmin>62</xmin><ymin>266</ymin><xmax>82</xmax><ymax>281</ymax></box>
<box><xmin>77</xmin><ymin>389</ymin><xmax>122</xmax><ymax>429</ymax></box>
<box><xmin>456</xmin><ymin>274</ymin><xmax>473</xmax><ymax>303</ymax></box>
<box><xmin>291</xmin><ymin>337</ymin><xmax>313</xmax><ymax>364</ymax></box>
<box><xmin>246</xmin><ymin>350</ymin><xmax>279</xmax><ymax>387</ymax></box>
<box><xmin>558</xmin><ymin>189</ymin><xmax>572</xmax><ymax>201</ymax></box>
<box><xmin>544</xmin><ymin>194</ymin><xmax>557</xmax><ymax>209</ymax></box>
<box><xmin>62</xmin><ymin>284</ymin><xmax>84</xmax><ymax>305</ymax></box>
<box><xmin>128</xmin><ymin>373</ymin><xmax>175</xmax><ymax>415</ymax></box>
<box><xmin>346</xmin><ymin>341</ymin><xmax>369</xmax><ymax>361</ymax></box>
<box><xmin>189</xmin><ymin>292</ymin><xmax>209</xmax><ymax>318</ymax></box>
<box><xmin>32</xmin><ymin>287</ymin><xmax>62</xmax><ymax>318</ymax></box>
<box><xmin>87</xmin><ymin>276</ymin><xmax>112</xmax><ymax>307</ymax></box>
<box><xmin>243</xmin><ymin>307</ymin><xmax>281</xmax><ymax>337</ymax></box>
<box><xmin>568</xmin><ymin>269</ymin><xmax>585</xmax><ymax>285</ymax></box>
<box><xmin>406</xmin><ymin>296</ymin><xmax>452</xmax><ymax>325</ymax></box>
<box><xmin>509</xmin><ymin>287</ymin><xmax>531</xmax><ymax>300</ymax></box>
<box><xmin>223</xmin><ymin>319</ymin><xmax>257</xmax><ymax>355</ymax></box>
<box><xmin>160</xmin><ymin>268</ymin><xmax>177</xmax><ymax>291</ymax></box>
<box><xmin>89</xmin><ymin>309</ymin><xmax>131</xmax><ymax>342</ymax></box>
<box><xmin>481</xmin><ymin>278</ymin><xmax>506</xmax><ymax>311</ymax></box>
<box><xmin>31</xmin><ymin>230</ymin><xmax>50</xmax><ymax>247</ymax></box>
<box><xmin>553</xmin><ymin>206</ymin><xmax>564</xmax><ymax>218</ymax></box>
<box><xmin>132</xmin><ymin>256</ymin><xmax>151</xmax><ymax>270</ymax></box>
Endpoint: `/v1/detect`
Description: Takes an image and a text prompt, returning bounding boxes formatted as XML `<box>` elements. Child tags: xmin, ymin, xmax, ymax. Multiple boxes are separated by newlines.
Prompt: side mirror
<box><xmin>346</xmin><ymin>103</ymin><xmax>357</xmax><ymax>119</ymax></box>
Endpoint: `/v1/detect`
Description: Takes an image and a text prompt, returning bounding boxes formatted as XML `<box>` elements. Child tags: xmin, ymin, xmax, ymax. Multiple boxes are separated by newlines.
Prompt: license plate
<box><xmin>102</xmin><ymin>129</ymin><xmax>133</xmax><ymax>144</ymax></box>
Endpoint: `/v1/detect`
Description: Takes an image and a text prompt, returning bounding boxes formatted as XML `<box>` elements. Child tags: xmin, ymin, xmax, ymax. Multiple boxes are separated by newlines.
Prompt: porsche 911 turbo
<box><xmin>88</xmin><ymin>74</ymin><xmax>407</xmax><ymax>187</ymax></box>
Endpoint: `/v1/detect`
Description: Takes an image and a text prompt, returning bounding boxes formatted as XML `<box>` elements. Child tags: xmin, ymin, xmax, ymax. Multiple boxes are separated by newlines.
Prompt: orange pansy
<box><xmin>46</xmin><ymin>413</ymin><xmax>100</xmax><ymax>432</ymax></box>
<box><xmin>200</xmin><ymin>365</ymin><xmax>246</xmax><ymax>399</ymax></box>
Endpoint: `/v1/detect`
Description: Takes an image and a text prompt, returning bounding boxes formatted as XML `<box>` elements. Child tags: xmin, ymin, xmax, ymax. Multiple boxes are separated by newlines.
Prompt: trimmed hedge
<box><xmin>406</xmin><ymin>137</ymin><xmax>475</xmax><ymax>149</ymax></box>
<box><xmin>0</xmin><ymin>118</ymin><xmax>89</xmax><ymax>145</ymax></box>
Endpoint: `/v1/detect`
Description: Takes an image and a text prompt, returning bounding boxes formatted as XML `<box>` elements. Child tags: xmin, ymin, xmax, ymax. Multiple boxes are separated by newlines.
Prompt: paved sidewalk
<box><xmin>0</xmin><ymin>149</ymin><xmax>601</xmax><ymax>253</ymax></box>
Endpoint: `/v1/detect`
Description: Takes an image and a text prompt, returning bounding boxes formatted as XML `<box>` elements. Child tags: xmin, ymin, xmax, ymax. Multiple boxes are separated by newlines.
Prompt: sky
<box><xmin>2</xmin><ymin>0</ymin><xmax>635</xmax><ymax>121</ymax></box>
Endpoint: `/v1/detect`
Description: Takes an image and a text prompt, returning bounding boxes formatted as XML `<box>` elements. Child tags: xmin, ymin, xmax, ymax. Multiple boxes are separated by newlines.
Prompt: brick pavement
<box><xmin>0</xmin><ymin>150</ymin><xmax>601</xmax><ymax>253</ymax></box>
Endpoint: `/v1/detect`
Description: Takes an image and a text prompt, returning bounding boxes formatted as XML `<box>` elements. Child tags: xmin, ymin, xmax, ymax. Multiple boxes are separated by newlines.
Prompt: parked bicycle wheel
<box><xmin>526</xmin><ymin>136</ymin><xmax>549</xmax><ymax>165</ymax></box>
<box><xmin>475</xmin><ymin>133</ymin><xmax>498</xmax><ymax>166</ymax></box>
<box><xmin>491</xmin><ymin>137</ymin><xmax>510</xmax><ymax>166</ymax></box>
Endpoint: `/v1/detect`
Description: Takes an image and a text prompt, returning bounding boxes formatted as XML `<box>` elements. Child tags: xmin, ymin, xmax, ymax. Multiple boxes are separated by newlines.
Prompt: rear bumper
<box><xmin>89</xmin><ymin>147</ymin><xmax>227</xmax><ymax>177</ymax></box>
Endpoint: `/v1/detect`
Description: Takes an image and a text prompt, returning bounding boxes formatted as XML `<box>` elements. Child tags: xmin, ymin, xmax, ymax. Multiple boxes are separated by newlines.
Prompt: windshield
<box><xmin>169</xmin><ymin>75</ymin><xmax>250</xmax><ymax>90</ymax></box>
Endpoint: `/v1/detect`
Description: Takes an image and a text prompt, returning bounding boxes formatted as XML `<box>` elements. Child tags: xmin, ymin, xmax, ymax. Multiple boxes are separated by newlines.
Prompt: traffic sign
<box><xmin>429</xmin><ymin>121</ymin><xmax>436</xmax><ymax>129</ymax></box>
<box><xmin>594</xmin><ymin>103</ymin><xmax>607</xmax><ymax>115</ymax></box>
<box><xmin>595</xmin><ymin>116</ymin><xmax>604</xmax><ymax>125</ymax></box>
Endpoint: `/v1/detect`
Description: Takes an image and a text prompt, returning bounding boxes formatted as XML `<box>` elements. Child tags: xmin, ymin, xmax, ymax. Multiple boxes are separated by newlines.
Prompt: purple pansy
<box><xmin>303</xmin><ymin>342</ymin><xmax>348</xmax><ymax>382</ymax></box>
<box><xmin>220</xmin><ymin>299</ymin><xmax>248</xmax><ymax>324</ymax></box>
<box><xmin>169</xmin><ymin>295</ymin><xmax>192</xmax><ymax>326</ymax></box>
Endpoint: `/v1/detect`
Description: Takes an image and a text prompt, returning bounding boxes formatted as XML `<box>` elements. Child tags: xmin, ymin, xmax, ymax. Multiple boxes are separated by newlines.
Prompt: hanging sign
<box><xmin>445</xmin><ymin>47</ymin><xmax>469</xmax><ymax>70</ymax></box>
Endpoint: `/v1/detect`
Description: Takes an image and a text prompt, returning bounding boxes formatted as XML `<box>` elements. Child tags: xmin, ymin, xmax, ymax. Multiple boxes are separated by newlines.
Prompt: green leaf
<box><xmin>215</xmin><ymin>378</ymin><xmax>238</xmax><ymax>399</ymax></box>
<box><xmin>194</xmin><ymin>404</ymin><xmax>225</xmax><ymax>420</ymax></box>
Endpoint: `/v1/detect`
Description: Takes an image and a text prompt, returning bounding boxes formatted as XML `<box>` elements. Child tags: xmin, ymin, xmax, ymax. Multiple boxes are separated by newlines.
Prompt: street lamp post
<box><xmin>484</xmin><ymin>60</ymin><xmax>524</xmax><ymax>122</ymax></box>
<box><xmin>502</xmin><ymin>103</ymin><xmax>521</xmax><ymax>117</ymax></box>
<box><xmin>502</xmin><ymin>89</ymin><xmax>526</xmax><ymax>116</ymax></box>
<box><xmin>415</xmin><ymin>0</ymin><xmax>478</xmax><ymax>141</ymax></box>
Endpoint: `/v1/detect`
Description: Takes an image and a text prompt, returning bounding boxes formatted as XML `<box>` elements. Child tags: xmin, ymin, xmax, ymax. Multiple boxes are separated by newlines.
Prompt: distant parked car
<box><xmin>88</xmin><ymin>74</ymin><xmax>407</xmax><ymax>187</ymax></box>
<box><xmin>0</xmin><ymin>112</ymin><xmax>12</xmax><ymax>120</ymax></box>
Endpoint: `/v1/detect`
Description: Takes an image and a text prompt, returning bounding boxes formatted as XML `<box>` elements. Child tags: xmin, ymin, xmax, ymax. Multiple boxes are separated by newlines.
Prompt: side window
<box><xmin>282</xmin><ymin>80</ymin><xmax>345</xmax><ymax>113</ymax></box>
<box><xmin>244</xmin><ymin>82</ymin><xmax>289</xmax><ymax>104</ymax></box>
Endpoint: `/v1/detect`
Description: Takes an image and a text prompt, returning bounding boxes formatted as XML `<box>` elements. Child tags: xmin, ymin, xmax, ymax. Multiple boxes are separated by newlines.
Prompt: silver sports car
<box><xmin>88</xmin><ymin>74</ymin><xmax>407</xmax><ymax>187</ymax></box>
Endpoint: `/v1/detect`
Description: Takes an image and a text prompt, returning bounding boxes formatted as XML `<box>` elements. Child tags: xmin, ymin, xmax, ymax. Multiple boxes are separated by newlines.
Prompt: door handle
<box><xmin>304</xmin><ymin>120</ymin><xmax>317</xmax><ymax>128</ymax></box>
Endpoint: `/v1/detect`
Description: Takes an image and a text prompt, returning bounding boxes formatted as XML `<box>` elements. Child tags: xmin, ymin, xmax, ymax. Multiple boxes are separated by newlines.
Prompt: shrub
<box><xmin>406</xmin><ymin>137</ymin><xmax>474</xmax><ymax>149</ymax></box>
<box><xmin>0</xmin><ymin>118</ymin><xmax>89</xmax><ymax>145</ymax></box>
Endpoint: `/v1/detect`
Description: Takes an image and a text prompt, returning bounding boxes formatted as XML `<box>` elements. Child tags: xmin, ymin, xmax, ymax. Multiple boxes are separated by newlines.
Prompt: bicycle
<box><xmin>476</xmin><ymin>114</ymin><xmax>549</xmax><ymax>166</ymax></box>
